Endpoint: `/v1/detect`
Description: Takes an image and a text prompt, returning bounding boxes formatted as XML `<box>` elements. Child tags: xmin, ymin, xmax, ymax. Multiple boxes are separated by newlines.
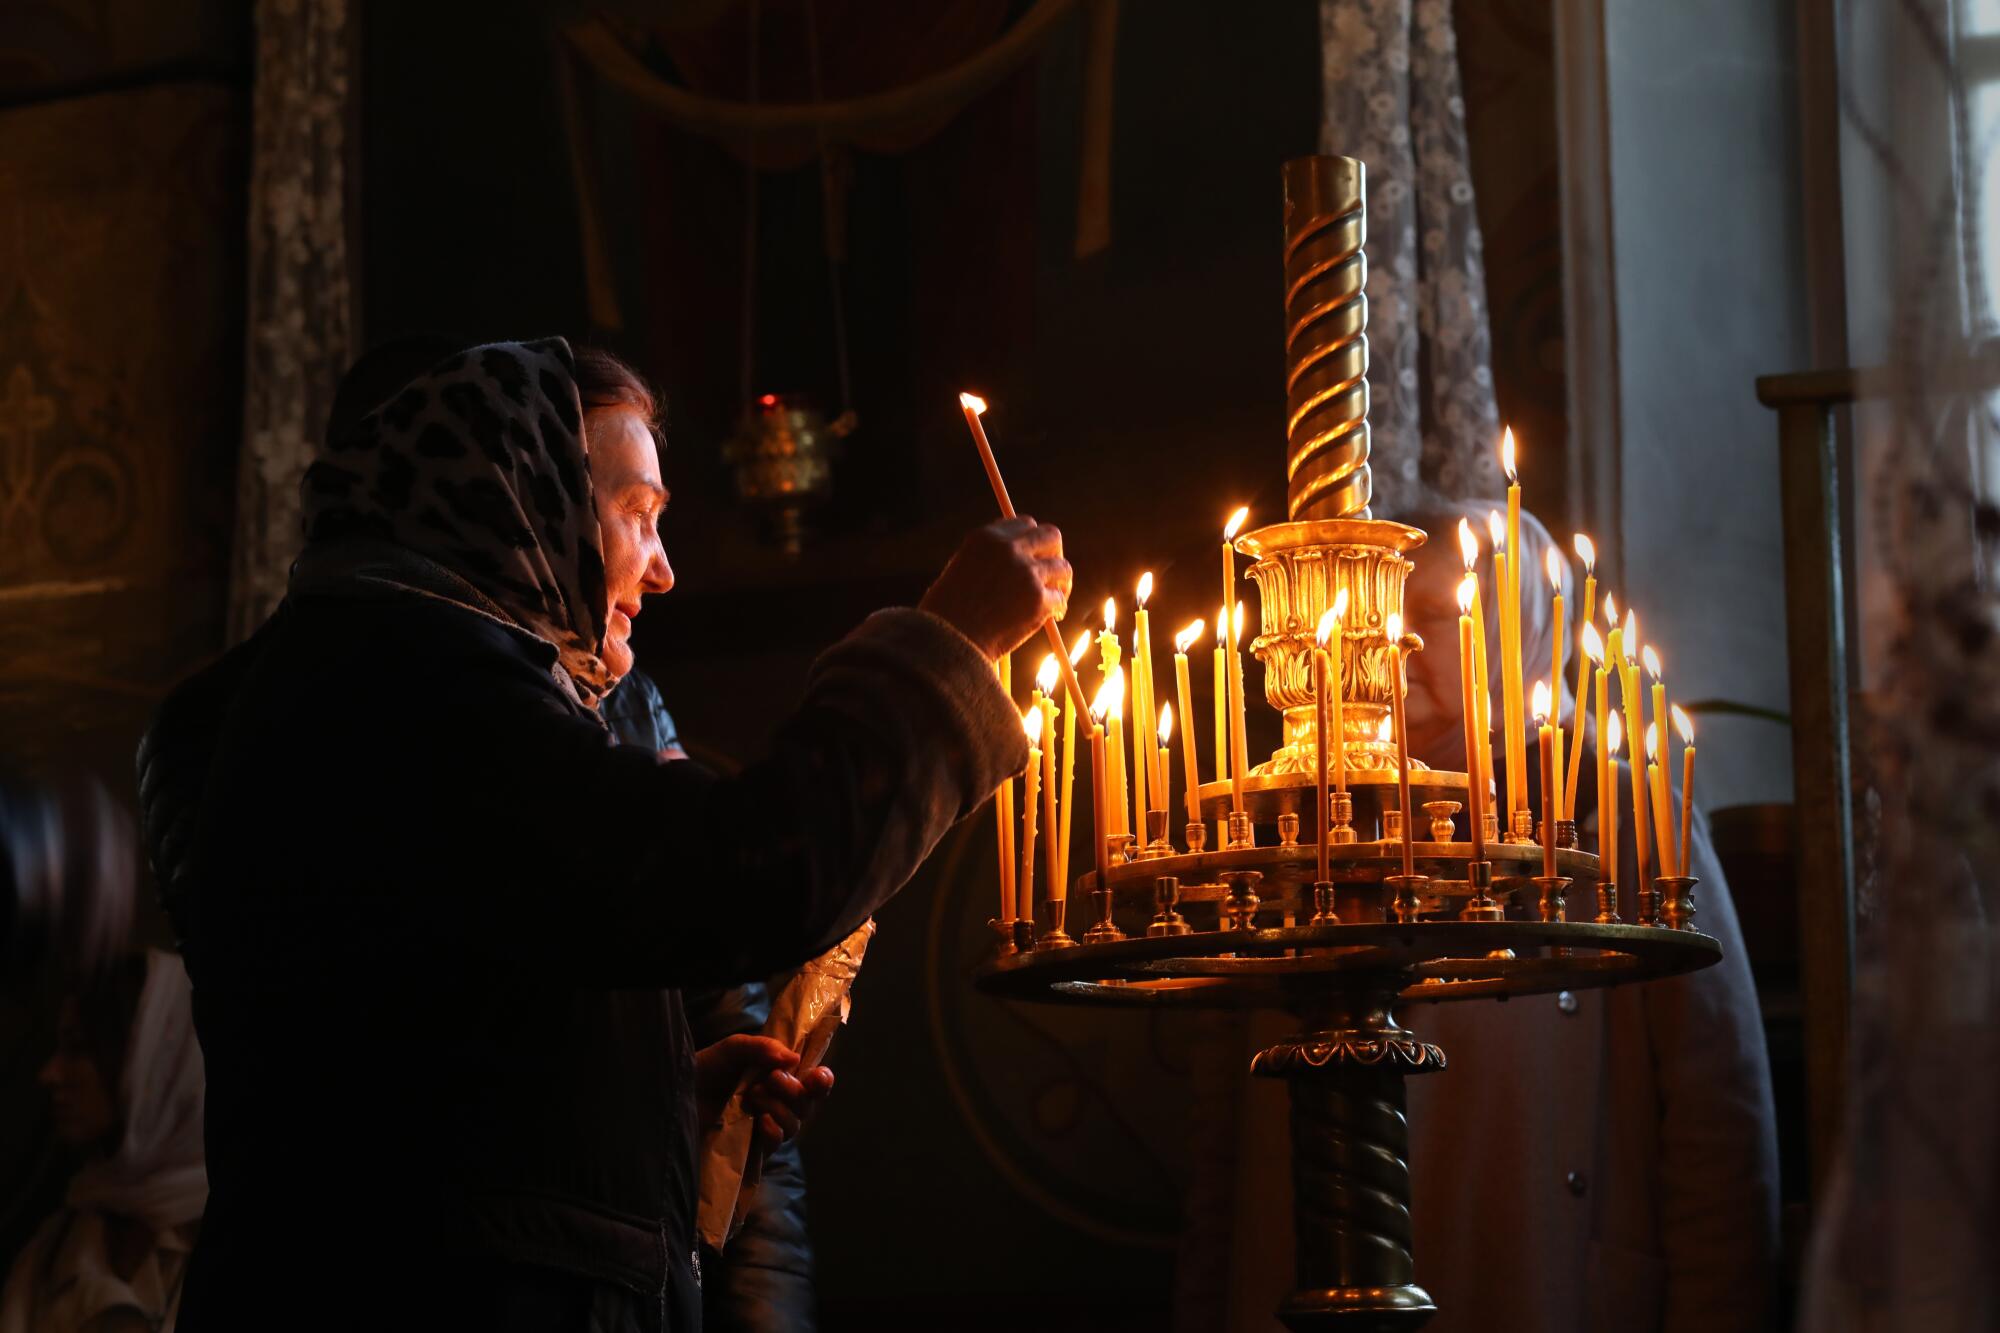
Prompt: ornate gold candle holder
<box><xmin>1424</xmin><ymin>800</ymin><xmax>1461</xmax><ymax>840</ymax></box>
<box><xmin>1459</xmin><ymin>860</ymin><xmax>1503</xmax><ymax>922</ymax></box>
<box><xmin>1147</xmin><ymin>875</ymin><xmax>1193</xmax><ymax>936</ymax></box>
<box><xmin>1220</xmin><ymin>870</ymin><xmax>1264</xmax><ymax>931</ymax></box>
<box><xmin>1038</xmin><ymin>896</ymin><xmax>1077</xmax><ymax>949</ymax></box>
<box><xmin>1385</xmin><ymin>872</ymin><xmax>1429</xmax><ymax>925</ymax></box>
<box><xmin>1594</xmin><ymin>879</ymin><xmax>1621</xmax><ymax>925</ymax></box>
<box><xmin>1309</xmin><ymin>880</ymin><xmax>1340</xmax><ymax>926</ymax></box>
<box><xmin>1328</xmin><ymin>789</ymin><xmax>1357</xmax><ymax>843</ymax></box>
<box><xmin>1658</xmin><ymin>875</ymin><xmax>1699</xmax><ymax>932</ymax></box>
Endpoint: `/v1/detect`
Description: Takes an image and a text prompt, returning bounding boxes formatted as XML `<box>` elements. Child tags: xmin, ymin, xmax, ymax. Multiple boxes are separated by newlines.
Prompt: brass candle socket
<box><xmin>1481</xmin><ymin>810</ymin><xmax>1500</xmax><ymax>844</ymax></box>
<box><xmin>1328</xmin><ymin>789</ymin><xmax>1358</xmax><ymax>843</ymax></box>
<box><xmin>1555</xmin><ymin>818</ymin><xmax>1578</xmax><ymax>850</ymax></box>
<box><xmin>1184</xmin><ymin>821</ymin><xmax>1208</xmax><ymax>853</ymax></box>
<box><xmin>1531</xmin><ymin>875</ymin><xmax>1571</xmax><ymax>924</ymax></box>
<box><xmin>1636</xmin><ymin>877</ymin><xmax>1663</xmax><ymax>927</ymax></box>
<box><xmin>1657</xmin><ymin>876</ymin><xmax>1699</xmax><ymax>932</ymax></box>
<box><xmin>1011</xmin><ymin>918</ymin><xmax>1036</xmax><ymax>953</ymax></box>
<box><xmin>1382</xmin><ymin>807</ymin><xmax>1405</xmax><ymax>845</ymax></box>
<box><xmin>1507</xmin><ymin>809</ymin><xmax>1536</xmax><ymax>844</ymax></box>
<box><xmin>1227</xmin><ymin>810</ymin><xmax>1255</xmax><ymax>850</ymax></box>
<box><xmin>1038</xmin><ymin>896</ymin><xmax>1077</xmax><ymax>949</ymax></box>
<box><xmin>1309</xmin><ymin>880</ymin><xmax>1341</xmax><ymax>926</ymax></box>
<box><xmin>1423</xmin><ymin>800</ymin><xmax>1461</xmax><ymax>841</ymax></box>
<box><xmin>1141</xmin><ymin>808</ymin><xmax>1175</xmax><ymax>859</ymax></box>
<box><xmin>1459</xmin><ymin>860</ymin><xmax>1503</xmax><ymax>922</ymax></box>
<box><xmin>1593</xmin><ymin>879</ymin><xmax>1621</xmax><ymax>925</ymax></box>
<box><xmin>988</xmin><ymin>918</ymin><xmax>1018</xmax><ymax>960</ymax></box>
<box><xmin>1083</xmin><ymin>887</ymin><xmax>1126</xmax><ymax>944</ymax></box>
<box><xmin>1278</xmin><ymin>812</ymin><xmax>1301</xmax><ymax>849</ymax></box>
<box><xmin>1107</xmin><ymin>832</ymin><xmax>1137</xmax><ymax>866</ymax></box>
<box><xmin>1219</xmin><ymin>870</ymin><xmax>1264</xmax><ymax>932</ymax></box>
<box><xmin>1148</xmin><ymin>875</ymin><xmax>1193</xmax><ymax>936</ymax></box>
<box><xmin>1385</xmin><ymin>873</ymin><xmax>1430</xmax><ymax>925</ymax></box>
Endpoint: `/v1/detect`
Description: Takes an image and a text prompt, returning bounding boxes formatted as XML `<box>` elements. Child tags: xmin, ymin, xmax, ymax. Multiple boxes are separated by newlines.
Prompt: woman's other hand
<box><xmin>693</xmin><ymin>1034</ymin><xmax>834</xmax><ymax>1146</ymax></box>
<box><xmin>920</xmin><ymin>517</ymin><xmax>1072</xmax><ymax>660</ymax></box>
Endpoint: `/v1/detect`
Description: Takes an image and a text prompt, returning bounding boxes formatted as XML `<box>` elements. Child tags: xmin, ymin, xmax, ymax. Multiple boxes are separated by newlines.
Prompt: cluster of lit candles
<box><xmin>963</xmin><ymin>398</ymin><xmax>1699</xmax><ymax>931</ymax></box>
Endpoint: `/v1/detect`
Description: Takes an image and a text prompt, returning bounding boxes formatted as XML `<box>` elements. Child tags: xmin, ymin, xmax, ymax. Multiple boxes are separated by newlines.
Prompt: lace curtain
<box><xmin>1800</xmin><ymin>0</ymin><xmax>2000</xmax><ymax>1326</ymax></box>
<box><xmin>1317</xmin><ymin>0</ymin><xmax>1502</xmax><ymax>514</ymax></box>
<box><xmin>226</xmin><ymin>0</ymin><xmax>354</xmax><ymax>641</ymax></box>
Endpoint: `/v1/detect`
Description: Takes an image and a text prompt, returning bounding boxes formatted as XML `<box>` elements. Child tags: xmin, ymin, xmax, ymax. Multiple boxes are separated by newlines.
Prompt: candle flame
<box><xmin>1582</xmin><ymin>622</ymin><xmax>1604</xmax><ymax>663</ymax></box>
<box><xmin>959</xmin><ymin>392</ymin><xmax>987</xmax><ymax>415</ymax></box>
<box><xmin>1532</xmin><ymin>678</ymin><xmax>1552</xmax><ymax>723</ymax></box>
<box><xmin>1234</xmin><ymin>601</ymin><xmax>1246</xmax><ymax>642</ymax></box>
<box><xmin>1385</xmin><ymin>612</ymin><xmax>1403</xmax><ymax>643</ymax></box>
<box><xmin>1646</xmin><ymin>721</ymin><xmax>1659</xmax><ymax>762</ymax></box>
<box><xmin>1456</xmin><ymin>572</ymin><xmax>1476</xmax><ymax>614</ymax></box>
<box><xmin>1223</xmin><ymin>506</ymin><xmax>1250</xmax><ymax>540</ymax></box>
<box><xmin>1315</xmin><ymin>607</ymin><xmax>1340</xmax><ymax>645</ymax></box>
<box><xmin>1573</xmin><ymin>532</ymin><xmax>1596</xmax><ymax>572</ymax></box>
<box><xmin>1623</xmin><ymin>607</ymin><xmax>1638</xmax><ymax>648</ymax></box>
<box><xmin>1604</xmin><ymin>591</ymin><xmax>1619</xmax><ymax>626</ymax></box>
<box><xmin>1136</xmin><ymin>570</ymin><xmax>1153</xmax><ymax>607</ymax></box>
<box><xmin>1641</xmin><ymin>643</ymin><xmax>1662</xmax><ymax>679</ymax></box>
<box><xmin>1089</xmin><ymin>682</ymin><xmax>1112</xmax><ymax>723</ymax></box>
<box><xmin>1606</xmin><ymin>709</ymin><xmax>1624</xmax><ymax>756</ymax></box>
<box><xmin>1545</xmin><ymin>544</ymin><xmax>1564</xmax><ymax>592</ymax></box>
<box><xmin>1158</xmin><ymin>703</ymin><xmax>1174</xmax><ymax>745</ymax></box>
<box><xmin>1036</xmin><ymin>653</ymin><xmax>1059</xmax><ymax>696</ymax></box>
<box><xmin>1023</xmin><ymin>705</ymin><xmax>1044</xmax><ymax>744</ymax></box>
<box><xmin>1106</xmin><ymin>679</ymin><xmax>1125</xmax><ymax>722</ymax></box>
<box><xmin>1103</xmin><ymin>597</ymin><xmax>1117</xmax><ymax>632</ymax></box>
<box><xmin>1377</xmin><ymin>714</ymin><xmax>1394</xmax><ymax>742</ymax></box>
<box><xmin>1457</xmin><ymin>517</ymin><xmax>1479</xmax><ymax>569</ymax></box>
<box><xmin>1486</xmin><ymin>509</ymin><xmax>1505</xmax><ymax>551</ymax></box>
<box><xmin>1672</xmin><ymin>703</ymin><xmax>1695</xmax><ymax>744</ymax></box>
<box><xmin>1070</xmin><ymin>630</ymin><xmax>1091</xmax><ymax>666</ymax></box>
<box><xmin>1175</xmin><ymin>619</ymin><xmax>1205</xmax><ymax>653</ymax></box>
<box><xmin>1332</xmin><ymin>586</ymin><xmax>1350</xmax><ymax>622</ymax></box>
<box><xmin>1501</xmin><ymin>426</ymin><xmax>1518</xmax><ymax>483</ymax></box>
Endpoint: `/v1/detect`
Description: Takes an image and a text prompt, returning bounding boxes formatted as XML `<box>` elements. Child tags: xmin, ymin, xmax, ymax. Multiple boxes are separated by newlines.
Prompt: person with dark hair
<box><xmin>137</xmin><ymin>336</ymin><xmax>1068</xmax><ymax>1330</ymax></box>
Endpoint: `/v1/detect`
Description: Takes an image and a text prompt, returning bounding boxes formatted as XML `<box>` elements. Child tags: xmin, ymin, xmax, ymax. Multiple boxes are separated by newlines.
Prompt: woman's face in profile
<box><xmin>584</xmin><ymin>405</ymin><xmax>675</xmax><ymax>682</ymax></box>
<box><xmin>38</xmin><ymin>1000</ymin><xmax>115</xmax><ymax>1150</ymax></box>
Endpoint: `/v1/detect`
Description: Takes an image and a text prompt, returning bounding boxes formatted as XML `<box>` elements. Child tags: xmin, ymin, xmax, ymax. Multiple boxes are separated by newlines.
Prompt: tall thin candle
<box><xmin>1646</xmin><ymin>723</ymin><xmax>1675</xmax><ymax>879</ymax></box>
<box><xmin>1097</xmin><ymin>601</ymin><xmax>1127</xmax><ymax>838</ymax></box>
<box><xmin>1106</xmin><ymin>666</ymin><xmax>1128</xmax><ymax>843</ymax></box>
<box><xmin>1213</xmin><ymin>604</ymin><xmax>1229</xmax><ymax>847</ymax></box>
<box><xmin>1155</xmin><ymin>705</ymin><xmax>1173</xmax><ymax>821</ymax></box>
<box><xmin>1056</xmin><ymin>631</ymin><xmax>1088</xmax><ymax>899</ymax></box>
<box><xmin>1533</xmin><ymin>680</ymin><xmax>1556</xmax><ymax>878</ymax></box>
<box><xmin>1501</xmin><ymin>431</ymin><xmax>1526</xmax><ymax>821</ymax></box>
<box><xmin>1545</xmin><ymin>545</ymin><xmax>1567</xmax><ymax>818</ymax></box>
<box><xmin>1019</xmin><ymin>706</ymin><xmax>1042</xmax><ymax>922</ymax></box>
<box><xmin>1328</xmin><ymin>588</ymin><xmax>1350</xmax><ymax>795</ymax></box>
<box><xmin>1313</xmin><ymin>607</ymin><xmax>1339</xmax><ymax>883</ymax></box>
<box><xmin>1564</xmin><ymin>535</ymin><xmax>1597</xmax><ymax>818</ymax></box>
<box><xmin>1088</xmin><ymin>707</ymin><xmax>1111</xmax><ymax>887</ymax></box>
<box><xmin>1619</xmin><ymin>609</ymin><xmax>1652</xmax><ymax>897</ymax></box>
<box><xmin>1490</xmin><ymin>509</ymin><xmax>1523</xmax><ymax>828</ymax></box>
<box><xmin>1583</xmin><ymin>624</ymin><xmax>1608</xmax><ymax>865</ymax></box>
<box><xmin>1131</xmin><ymin>572</ymin><xmax>1156</xmax><ymax>830</ymax></box>
<box><xmin>1605</xmin><ymin>711</ymin><xmax>1624</xmax><ymax>890</ymax></box>
<box><xmin>1459</xmin><ymin>519</ymin><xmax>1495</xmax><ymax>812</ymax></box>
<box><xmin>1673</xmin><ymin>705</ymin><xmax>1696</xmax><ymax>879</ymax></box>
<box><xmin>1456</xmin><ymin>575</ymin><xmax>1487</xmax><ymax>864</ymax></box>
<box><xmin>1035</xmin><ymin>657</ymin><xmax>1060</xmax><ymax>911</ymax></box>
<box><xmin>1222</xmin><ymin>508</ymin><xmax>1251</xmax><ymax>813</ymax></box>
<box><xmin>1173</xmin><ymin>621</ymin><xmax>1205</xmax><ymax>827</ymax></box>
<box><xmin>1642</xmin><ymin>644</ymin><xmax>1671</xmax><ymax>875</ymax></box>
<box><xmin>1386</xmin><ymin>613</ymin><xmax>1415</xmax><ymax>878</ymax></box>
<box><xmin>995</xmin><ymin>654</ymin><xmax>1015</xmax><ymax>918</ymax></box>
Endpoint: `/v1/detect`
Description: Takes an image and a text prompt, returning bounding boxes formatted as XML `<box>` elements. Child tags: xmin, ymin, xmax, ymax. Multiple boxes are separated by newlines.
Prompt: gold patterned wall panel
<box><xmin>0</xmin><ymin>82</ymin><xmax>245</xmax><ymax>780</ymax></box>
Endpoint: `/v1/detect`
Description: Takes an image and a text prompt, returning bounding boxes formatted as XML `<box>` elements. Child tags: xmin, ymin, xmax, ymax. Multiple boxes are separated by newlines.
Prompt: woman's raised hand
<box><xmin>919</xmin><ymin>517</ymin><xmax>1072</xmax><ymax>661</ymax></box>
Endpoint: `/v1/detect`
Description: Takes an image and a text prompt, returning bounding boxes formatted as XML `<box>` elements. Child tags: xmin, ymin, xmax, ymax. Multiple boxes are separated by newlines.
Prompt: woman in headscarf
<box><xmin>138</xmin><ymin>337</ymin><xmax>1068</xmax><ymax>1330</ymax></box>
<box><xmin>1</xmin><ymin>949</ymin><xmax>206</xmax><ymax>1333</ymax></box>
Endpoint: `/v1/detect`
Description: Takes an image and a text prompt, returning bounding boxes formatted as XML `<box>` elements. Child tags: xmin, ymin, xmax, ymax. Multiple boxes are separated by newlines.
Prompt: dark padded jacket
<box><xmin>135</xmin><ymin>587</ymin><xmax>1019</xmax><ymax>1330</ymax></box>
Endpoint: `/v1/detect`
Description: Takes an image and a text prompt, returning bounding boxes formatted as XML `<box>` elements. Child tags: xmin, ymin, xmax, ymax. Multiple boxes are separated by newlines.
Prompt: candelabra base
<box><xmin>1253</xmin><ymin>972</ymin><xmax>1443</xmax><ymax>1332</ymax></box>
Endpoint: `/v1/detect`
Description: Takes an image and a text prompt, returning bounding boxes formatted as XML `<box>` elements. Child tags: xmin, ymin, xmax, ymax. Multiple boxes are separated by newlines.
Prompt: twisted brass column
<box><xmin>1283</xmin><ymin>156</ymin><xmax>1371</xmax><ymax>521</ymax></box>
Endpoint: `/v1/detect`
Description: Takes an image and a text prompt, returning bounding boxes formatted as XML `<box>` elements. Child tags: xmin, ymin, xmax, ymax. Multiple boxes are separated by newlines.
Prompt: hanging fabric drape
<box><xmin>1315</xmin><ymin>0</ymin><xmax>1501</xmax><ymax>515</ymax></box>
<box><xmin>226</xmin><ymin>0</ymin><xmax>354</xmax><ymax>641</ymax></box>
<box><xmin>556</xmin><ymin>0</ymin><xmax>1120</xmax><ymax>332</ymax></box>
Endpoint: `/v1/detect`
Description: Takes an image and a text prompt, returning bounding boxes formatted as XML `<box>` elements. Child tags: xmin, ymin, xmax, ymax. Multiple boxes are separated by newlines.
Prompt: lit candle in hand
<box><xmin>1386</xmin><ymin>612</ymin><xmax>1415</xmax><ymax>878</ymax></box>
<box><xmin>1222</xmin><ymin>506</ymin><xmax>1252</xmax><ymax>812</ymax></box>
<box><xmin>1533</xmin><ymin>679</ymin><xmax>1556</xmax><ymax>879</ymax></box>
<box><xmin>1020</xmin><ymin>706</ymin><xmax>1042</xmax><ymax>922</ymax></box>
<box><xmin>1173</xmin><ymin>620</ymin><xmax>1206</xmax><ymax>828</ymax></box>
<box><xmin>1673</xmin><ymin>704</ymin><xmax>1696</xmax><ymax>879</ymax></box>
<box><xmin>1564</xmin><ymin>535</ymin><xmax>1597</xmax><ymax>818</ymax></box>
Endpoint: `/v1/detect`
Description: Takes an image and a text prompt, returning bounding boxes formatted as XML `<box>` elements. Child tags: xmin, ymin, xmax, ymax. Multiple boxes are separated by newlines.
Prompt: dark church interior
<box><xmin>1</xmin><ymin>1</ymin><xmax>1994</xmax><ymax>1329</ymax></box>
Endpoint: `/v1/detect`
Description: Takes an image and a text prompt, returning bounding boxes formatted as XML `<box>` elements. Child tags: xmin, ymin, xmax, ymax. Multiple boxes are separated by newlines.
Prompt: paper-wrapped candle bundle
<box><xmin>697</xmin><ymin>918</ymin><xmax>876</xmax><ymax>1249</ymax></box>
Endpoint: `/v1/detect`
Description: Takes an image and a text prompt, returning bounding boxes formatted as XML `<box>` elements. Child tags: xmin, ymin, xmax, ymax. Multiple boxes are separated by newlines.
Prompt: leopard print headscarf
<box><xmin>299</xmin><ymin>337</ymin><xmax>614</xmax><ymax>704</ymax></box>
